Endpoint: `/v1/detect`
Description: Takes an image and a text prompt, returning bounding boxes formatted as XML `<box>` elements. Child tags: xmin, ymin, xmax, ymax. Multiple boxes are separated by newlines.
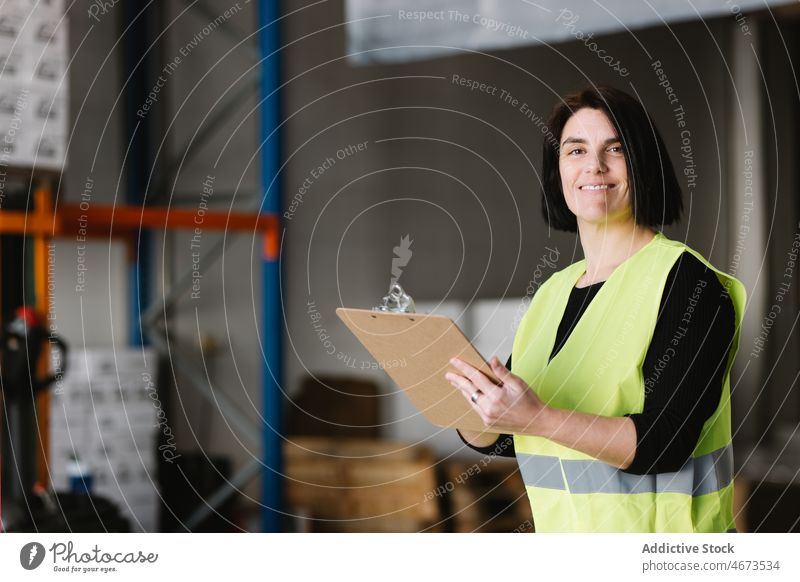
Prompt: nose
<box><xmin>584</xmin><ymin>152</ymin><xmax>608</xmax><ymax>174</ymax></box>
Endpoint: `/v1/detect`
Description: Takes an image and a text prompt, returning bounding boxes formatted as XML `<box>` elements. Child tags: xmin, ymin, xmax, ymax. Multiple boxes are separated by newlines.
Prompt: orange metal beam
<box><xmin>57</xmin><ymin>203</ymin><xmax>277</xmax><ymax>235</ymax></box>
<box><xmin>0</xmin><ymin>210</ymin><xmax>57</xmax><ymax>236</ymax></box>
<box><xmin>0</xmin><ymin>203</ymin><xmax>278</xmax><ymax>238</ymax></box>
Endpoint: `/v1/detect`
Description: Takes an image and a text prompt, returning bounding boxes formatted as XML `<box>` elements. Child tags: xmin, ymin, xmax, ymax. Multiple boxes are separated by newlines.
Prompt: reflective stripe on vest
<box><xmin>517</xmin><ymin>444</ymin><xmax>733</xmax><ymax>495</ymax></box>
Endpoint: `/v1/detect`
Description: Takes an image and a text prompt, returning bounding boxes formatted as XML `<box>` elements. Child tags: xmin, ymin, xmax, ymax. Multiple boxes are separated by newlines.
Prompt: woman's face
<box><xmin>558</xmin><ymin>107</ymin><xmax>632</xmax><ymax>228</ymax></box>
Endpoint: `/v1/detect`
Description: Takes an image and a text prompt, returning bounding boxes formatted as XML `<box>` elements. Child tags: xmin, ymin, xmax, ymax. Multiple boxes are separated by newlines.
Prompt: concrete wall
<box><xmin>761</xmin><ymin>19</ymin><xmax>800</xmax><ymax>445</ymax></box>
<box><xmin>52</xmin><ymin>2</ymin><xmax>129</xmax><ymax>349</ymax></box>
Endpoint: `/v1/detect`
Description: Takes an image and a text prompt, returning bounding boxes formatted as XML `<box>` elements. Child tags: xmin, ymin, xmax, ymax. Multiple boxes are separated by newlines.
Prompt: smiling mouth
<box><xmin>579</xmin><ymin>184</ymin><xmax>614</xmax><ymax>191</ymax></box>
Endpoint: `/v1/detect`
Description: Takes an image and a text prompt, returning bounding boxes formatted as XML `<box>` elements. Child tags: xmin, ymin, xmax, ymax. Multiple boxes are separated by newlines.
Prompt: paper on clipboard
<box><xmin>336</xmin><ymin>308</ymin><xmax>514</xmax><ymax>434</ymax></box>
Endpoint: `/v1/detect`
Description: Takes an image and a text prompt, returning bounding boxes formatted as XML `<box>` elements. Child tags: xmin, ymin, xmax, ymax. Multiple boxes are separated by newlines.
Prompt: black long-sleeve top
<box><xmin>459</xmin><ymin>252</ymin><xmax>735</xmax><ymax>475</ymax></box>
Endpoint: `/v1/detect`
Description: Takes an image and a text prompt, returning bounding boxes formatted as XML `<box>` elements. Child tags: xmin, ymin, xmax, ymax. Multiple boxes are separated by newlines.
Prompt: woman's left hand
<box><xmin>446</xmin><ymin>356</ymin><xmax>549</xmax><ymax>434</ymax></box>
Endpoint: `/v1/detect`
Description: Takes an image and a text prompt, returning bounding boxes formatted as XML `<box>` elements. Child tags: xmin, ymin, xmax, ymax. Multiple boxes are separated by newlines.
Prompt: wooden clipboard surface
<box><xmin>336</xmin><ymin>308</ymin><xmax>513</xmax><ymax>434</ymax></box>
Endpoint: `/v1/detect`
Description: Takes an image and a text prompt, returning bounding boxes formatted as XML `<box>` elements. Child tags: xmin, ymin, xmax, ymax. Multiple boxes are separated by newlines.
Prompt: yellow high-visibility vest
<box><xmin>512</xmin><ymin>232</ymin><xmax>745</xmax><ymax>532</ymax></box>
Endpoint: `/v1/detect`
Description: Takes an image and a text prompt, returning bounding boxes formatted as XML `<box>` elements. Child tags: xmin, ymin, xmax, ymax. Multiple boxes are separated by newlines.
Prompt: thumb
<box><xmin>490</xmin><ymin>356</ymin><xmax>507</xmax><ymax>370</ymax></box>
<box><xmin>490</xmin><ymin>357</ymin><xmax>509</xmax><ymax>384</ymax></box>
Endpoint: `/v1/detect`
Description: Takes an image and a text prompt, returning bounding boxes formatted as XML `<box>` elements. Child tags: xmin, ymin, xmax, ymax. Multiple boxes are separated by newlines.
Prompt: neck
<box><xmin>577</xmin><ymin>220</ymin><xmax>656</xmax><ymax>284</ymax></box>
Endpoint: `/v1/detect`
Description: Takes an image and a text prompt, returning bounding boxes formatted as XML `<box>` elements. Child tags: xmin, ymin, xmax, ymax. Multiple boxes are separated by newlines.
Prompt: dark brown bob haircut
<box><xmin>541</xmin><ymin>85</ymin><xmax>683</xmax><ymax>232</ymax></box>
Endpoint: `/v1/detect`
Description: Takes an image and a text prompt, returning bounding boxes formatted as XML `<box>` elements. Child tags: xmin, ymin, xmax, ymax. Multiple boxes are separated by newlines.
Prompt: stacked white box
<box><xmin>0</xmin><ymin>0</ymin><xmax>68</xmax><ymax>170</ymax></box>
<box><xmin>48</xmin><ymin>348</ymin><xmax>160</xmax><ymax>532</ymax></box>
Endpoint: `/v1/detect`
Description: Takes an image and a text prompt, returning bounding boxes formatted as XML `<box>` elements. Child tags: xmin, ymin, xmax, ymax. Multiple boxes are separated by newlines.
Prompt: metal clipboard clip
<box><xmin>373</xmin><ymin>283</ymin><xmax>416</xmax><ymax>313</ymax></box>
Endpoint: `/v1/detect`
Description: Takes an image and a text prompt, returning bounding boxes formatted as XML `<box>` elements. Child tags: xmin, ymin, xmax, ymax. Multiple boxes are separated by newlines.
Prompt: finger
<box><xmin>447</xmin><ymin>373</ymin><xmax>489</xmax><ymax>417</ymax></box>
<box><xmin>450</xmin><ymin>358</ymin><xmax>502</xmax><ymax>397</ymax></box>
<box><xmin>446</xmin><ymin>372</ymin><xmax>482</xmax><ymax>405</ymax></box>
<box><xmin>463</xmin><ymin>391</ymin><xmax>492</xmax><ymax>425</ymax></box>
<box><xmin>490</xmin><ymin>356</ymin><xmax>513</xmax><ymax>385</ymax></box>
<box><xmin>490</xmin><ymin>357</ymin><xmax>529</xmax><ymax>398</ymax></box>
<box><xmin>458</xmin><ymin>386</ymin><xmax>485</xmax><ymax>410</ymax></box>
<box><xmin>444</xmin><ymin>372</ymin><xmax>477</xmax><ymax>398</ymax></box>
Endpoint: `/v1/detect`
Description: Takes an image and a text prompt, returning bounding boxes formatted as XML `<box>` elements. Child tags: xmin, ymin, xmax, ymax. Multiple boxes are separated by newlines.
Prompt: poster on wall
<box><xmin>0</xmin><ymin>0</ymin><xmax>68</xmax><ymax>171</ymax></box>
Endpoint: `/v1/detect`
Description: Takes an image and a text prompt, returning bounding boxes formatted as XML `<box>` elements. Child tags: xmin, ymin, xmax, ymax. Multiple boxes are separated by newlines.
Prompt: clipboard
<box><xmin>336</xmin><ymin>308</ymin><xmax>513</xmax><ymax>434</ymax></box>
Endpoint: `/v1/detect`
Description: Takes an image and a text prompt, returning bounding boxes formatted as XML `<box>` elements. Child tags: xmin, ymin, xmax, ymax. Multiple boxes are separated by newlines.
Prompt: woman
<box><xmin>446</xmin><ymin>86</ymin><xmax>745</xmax><ymax>533</ymax></box>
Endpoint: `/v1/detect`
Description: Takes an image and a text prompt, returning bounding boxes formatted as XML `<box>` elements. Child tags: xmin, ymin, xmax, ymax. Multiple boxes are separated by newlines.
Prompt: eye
<box><xmin>608</xmin><ymin>144</ymin><xmax>624</xmax><ymax>154</ymax></box>
<box><xmin>566</xmin><ymin>147</ymin><xmax>584</xmax><ymax>156</ymax></box>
